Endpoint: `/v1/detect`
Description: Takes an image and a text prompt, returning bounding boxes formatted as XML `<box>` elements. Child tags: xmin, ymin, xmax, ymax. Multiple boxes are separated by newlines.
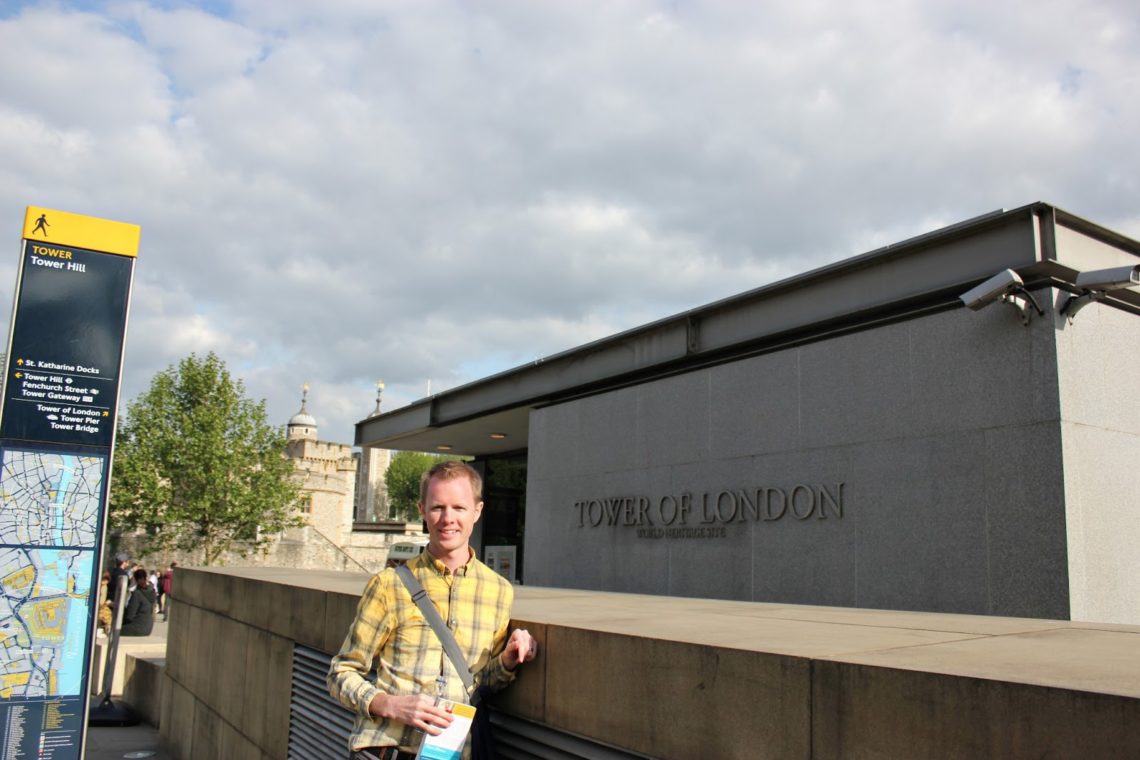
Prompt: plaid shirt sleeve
<box><xmin>327</xmin><ymin>571</ymin><xmax>393</xmax><ymax>718</ymax></box>
<box><xmin>473</xmin><ymin>576</ymin><xmax>515</xmax><ymax>693</ymax></box>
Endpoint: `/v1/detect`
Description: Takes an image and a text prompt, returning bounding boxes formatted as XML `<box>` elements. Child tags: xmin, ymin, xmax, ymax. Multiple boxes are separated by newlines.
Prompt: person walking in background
<box><xmin>147</xmin><ymin>569</ymin><xmax>160</xmax><ymax>612</ymax></box>
<box><xmin>156</xmin><ymin>565</ymin><xmax>168</xmax><ymax>613</ymax></box>
<box><xmin>161</xmin><ymin>563</ymin><xmax>176</xmax><ymax>621</ymax></box>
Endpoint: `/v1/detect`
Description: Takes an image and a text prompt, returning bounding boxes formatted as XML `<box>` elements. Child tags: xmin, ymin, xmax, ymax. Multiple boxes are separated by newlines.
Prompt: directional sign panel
<box><xmin>0</xmin><ymin>207</ymin><xmax>138</xmax><ymax>760</ymax></box>
<box><xmin>2</xmin><ymin>243</ymin><xmax>132</xmax><ymax>446</ymax></box>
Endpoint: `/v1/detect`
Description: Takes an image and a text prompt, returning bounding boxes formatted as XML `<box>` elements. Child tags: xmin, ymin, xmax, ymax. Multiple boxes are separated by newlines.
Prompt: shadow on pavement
<box><xmin>85</xmin><ymin>723</ymin><xmax>171</xmax><ymax>760</ymax></box>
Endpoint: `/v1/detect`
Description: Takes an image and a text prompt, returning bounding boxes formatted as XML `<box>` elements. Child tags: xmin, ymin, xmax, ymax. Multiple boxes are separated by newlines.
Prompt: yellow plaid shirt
<box><xmin>327</xmin><ymin>549</ymin><xmax>516</xmax><ymax>753</ymax></box>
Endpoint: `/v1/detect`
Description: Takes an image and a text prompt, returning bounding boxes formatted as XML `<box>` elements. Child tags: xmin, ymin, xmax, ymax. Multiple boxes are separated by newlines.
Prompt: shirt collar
<box><xmin>419</xmin><ymin>546</ymin><xmax>475</xmax><ymax>576</ymax></box>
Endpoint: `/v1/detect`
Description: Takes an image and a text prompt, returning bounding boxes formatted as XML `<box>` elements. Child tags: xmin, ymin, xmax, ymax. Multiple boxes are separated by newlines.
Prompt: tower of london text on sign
<box><xmin>572</xmin><ymin>483</ymin><xmax>844</xmax><ymax>538</ymax></box>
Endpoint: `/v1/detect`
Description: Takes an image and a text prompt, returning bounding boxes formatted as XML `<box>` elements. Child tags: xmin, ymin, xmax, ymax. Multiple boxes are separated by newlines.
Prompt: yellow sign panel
<box><xmin>22</xmin><ymin>206</ymin><xmax>140</xmax><ymax>257</ymax></box>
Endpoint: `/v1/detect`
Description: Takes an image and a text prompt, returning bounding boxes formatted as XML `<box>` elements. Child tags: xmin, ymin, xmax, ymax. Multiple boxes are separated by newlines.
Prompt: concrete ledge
<box><xmin>90</xmin><ymin>627</ymin><xmax>169</xmax><ymax>698</ymax></box>
<box><xmin>813</xmin><ymin>660</ymin><xmax>1140</xmax><ymax>759</ymax></box>
<box><xmin>122</xmin><ymin>655</ymin><xmax>167</xmax><ymax>728</ymax></box>
<box><xmin>170</xmin><ymin>567</ymin><xmax>1140</xmax><ymax>760</ymax></box>
<box><xmin>506</xmin><ymin>587</ymin><xmax>1140</xmax><ymax>758</ymax></box>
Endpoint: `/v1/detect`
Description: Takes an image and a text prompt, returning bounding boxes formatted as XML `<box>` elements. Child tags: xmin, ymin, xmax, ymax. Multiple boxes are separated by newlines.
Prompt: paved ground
<box><xmin>86</xmin><ymin>723</ymin><xmax>171</xmax><ymax>760</ymax></box>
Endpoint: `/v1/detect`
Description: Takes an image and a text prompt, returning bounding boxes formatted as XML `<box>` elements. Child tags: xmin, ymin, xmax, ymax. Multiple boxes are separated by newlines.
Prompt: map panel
<box><xmin>0</xmin><ymin>449</ymin><xmax>104</xmax><ymax>548</ymax></box>
<box><xmin>0</xmin><ymin>547</ymin><xmax>93</xmax><ymax>699</ymax></box>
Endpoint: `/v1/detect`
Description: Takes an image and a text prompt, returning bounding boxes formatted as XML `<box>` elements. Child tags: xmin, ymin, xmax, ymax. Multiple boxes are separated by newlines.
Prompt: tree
<box><xmin>110</xmin><ymin>352</ymin><xmax>304</xmax><ymax>565</ymax></box>
<box><xmin>384</xmin><ymin>451</ymin><xmax>466</xmax><ymax>521</ymax></box>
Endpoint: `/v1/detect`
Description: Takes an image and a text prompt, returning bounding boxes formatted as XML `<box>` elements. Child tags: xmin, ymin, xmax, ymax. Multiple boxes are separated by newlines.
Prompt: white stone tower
<box><xmin>284</xmin><ymin>384</ymin><xmax>357</xmax><ymax>546</ymax></box>
<box><xmin>354</xmin><ymin>380</ymin><xmax>393</xmax><ymax>522</ymax></box>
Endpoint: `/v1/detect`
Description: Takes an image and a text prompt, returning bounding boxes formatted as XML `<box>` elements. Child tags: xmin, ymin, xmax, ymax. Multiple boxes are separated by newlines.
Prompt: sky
<box><xmin>0</xmin><ymin>0</ymin><xmax>1137</xmax><ymax>446</ymax></box>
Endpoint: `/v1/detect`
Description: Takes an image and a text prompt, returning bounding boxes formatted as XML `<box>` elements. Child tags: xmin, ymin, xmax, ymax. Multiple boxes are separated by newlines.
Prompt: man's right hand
<box><xmin>368</xmin><ymin>692</ymin><xmax>455</xmax><ymax>735</ymax></box>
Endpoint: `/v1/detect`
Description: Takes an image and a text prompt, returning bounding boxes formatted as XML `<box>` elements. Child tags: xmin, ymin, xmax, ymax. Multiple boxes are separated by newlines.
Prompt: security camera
<box><xmin>959</xmin><ymin>269</ymin><xmax>1044</xmax><ymax>325</ymax></box>
<box><xmin>1060</xmin><ymin>264</ymin><xmax>1140</xmax><ymax>320</ymax></box>
<box><xmin>1073</xmin><ymin>265</ymin><xmax>1140</xmax><ymax>292</ymax></box>
<box><xmin>959</xmin><ymin>269</ymin><xmax>1024</xmax><ymax>310</ymax></box>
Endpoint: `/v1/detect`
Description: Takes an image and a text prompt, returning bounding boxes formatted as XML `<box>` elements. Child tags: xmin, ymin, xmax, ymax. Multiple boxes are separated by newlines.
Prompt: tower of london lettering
<box><xmin>574</xmin><ymin>484</ymin><xmax>844</xmax><ymax>530</ymax></box>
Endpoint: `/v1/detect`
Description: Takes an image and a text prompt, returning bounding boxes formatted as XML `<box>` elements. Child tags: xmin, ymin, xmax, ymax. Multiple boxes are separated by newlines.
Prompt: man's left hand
<box><xmin>501</xmin><ymin>628</ymin><xmax>538</xmax><ymax>671</ymax></box>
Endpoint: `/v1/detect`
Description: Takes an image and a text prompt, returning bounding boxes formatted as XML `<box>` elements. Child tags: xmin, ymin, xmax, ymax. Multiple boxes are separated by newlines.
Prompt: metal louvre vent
<box><xmin>289</xmin><ymin>645</ymin><xmax>356</xmax><ymax>759</ymax></box>
<box><xmin>288</xmin><ymin>645</ymin><xmax>653</xmax><ymax>760</ymax></box>
<box><xmin>488</xmin><ymin>711</ymin><xmax>655</xmax><ymax>760</ymax></box>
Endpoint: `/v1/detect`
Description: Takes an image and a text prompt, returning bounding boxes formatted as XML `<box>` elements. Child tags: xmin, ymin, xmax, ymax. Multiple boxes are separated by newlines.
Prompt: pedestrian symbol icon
<box><xmin>32</xmin><ymin>214</ymin><xmax>49</xmax><ymax>236</ymax></box>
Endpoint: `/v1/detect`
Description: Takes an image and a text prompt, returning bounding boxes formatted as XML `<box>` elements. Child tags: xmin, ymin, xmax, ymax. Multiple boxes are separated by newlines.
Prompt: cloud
<box><xmin>0</xmin><ymin>0</ymin><xmax>1138</xmax><ymax>443</ymax></box>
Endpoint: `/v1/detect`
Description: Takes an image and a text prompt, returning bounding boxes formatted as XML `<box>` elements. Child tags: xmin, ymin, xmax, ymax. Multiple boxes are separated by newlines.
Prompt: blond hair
<box><xmin>419</xmin><ymin>460</ymin><xmax>483</xmax><ymax>504</ymax></box>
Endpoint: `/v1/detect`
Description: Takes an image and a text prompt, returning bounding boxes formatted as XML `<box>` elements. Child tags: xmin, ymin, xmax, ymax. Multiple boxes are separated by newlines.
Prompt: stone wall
<box><xmin>108</xmin><ymin>521</ymin><xmax>426</xmax><ymax>576</ymax></box>
<box><xmin>288</xmin><ymin>437</ymin><xmax>357</xmax><ymax>546</ymax></box>
<box><xmin>160</xmin><ymin>567</ymin><xmax>358</xmax><ymax>759</ymax></box>
<box><xmin>525</xmin><ymin>299</ymin><xmax>1076</xmax><ymax>619</ymax></box>
<box><xmin>1054</xmin><ymin>300</ymin><xmax>1140</xmax><ymax>624</ymax></box>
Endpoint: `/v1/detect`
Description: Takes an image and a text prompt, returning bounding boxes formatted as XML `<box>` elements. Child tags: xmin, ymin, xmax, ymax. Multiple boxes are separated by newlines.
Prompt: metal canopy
<box><xmin>356</xmin><ymin>202</ymin><xmax>1140</xmax><ymax>456</ymax></box>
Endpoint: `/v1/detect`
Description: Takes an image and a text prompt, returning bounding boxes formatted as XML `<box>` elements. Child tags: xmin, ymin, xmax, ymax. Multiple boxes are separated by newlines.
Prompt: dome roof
<box><xmin>289</xmin><ymin>410</ymin><xmax>317</xmax><ymax>428</ymax></box>
<box><xmin>288</xmin><ymin>385</ymin><xmax>317</xmax><ymax>433</ymax></box>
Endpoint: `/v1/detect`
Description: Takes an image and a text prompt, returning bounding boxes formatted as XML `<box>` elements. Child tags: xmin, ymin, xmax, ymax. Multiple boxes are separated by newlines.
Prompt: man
<box><xmin>328</xmin><ymin>461</ymin><xmax>537</xmax><ymax>760</ymax></box>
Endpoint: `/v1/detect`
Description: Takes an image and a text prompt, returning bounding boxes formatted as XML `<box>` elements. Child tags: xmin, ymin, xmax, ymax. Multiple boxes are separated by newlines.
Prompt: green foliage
<box><xmin>110</xmin><ymin>352</ymin><xmax>304</xmax><ymax>565</ymax></box>
<box><xmin>384</xmin><ymin>451</ymin><xmax>466</xmax><ymax>521</ymax></box>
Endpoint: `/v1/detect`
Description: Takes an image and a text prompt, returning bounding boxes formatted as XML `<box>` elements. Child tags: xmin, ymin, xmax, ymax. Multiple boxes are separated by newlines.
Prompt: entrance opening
<box><xmin>475</xmin><ymin>454</ymin><xmax>526</xmax><ymax>584</ymax></box>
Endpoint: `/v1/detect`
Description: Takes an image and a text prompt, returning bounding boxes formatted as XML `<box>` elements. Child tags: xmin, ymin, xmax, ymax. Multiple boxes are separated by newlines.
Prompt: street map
<box><xmin>0</xmin><ymin>450</ymin><xmax>104</xmax><ymax>547</ymax></box>
<box><xmin>0</xmin><ymin>450</ymin><xmax>104</xmax><ymax>699</ymax></box>
<box><xmin>0</xmin><ymin>547</ymin><xmax>93</xmax><ymax>698</ymax></box>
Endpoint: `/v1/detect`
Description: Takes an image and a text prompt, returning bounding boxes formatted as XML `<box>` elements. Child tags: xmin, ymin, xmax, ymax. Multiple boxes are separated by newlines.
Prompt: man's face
<box><xmin>419</xmin><ymin>475</ymin><xmax>483</xmax><ymax>559</ymax></box>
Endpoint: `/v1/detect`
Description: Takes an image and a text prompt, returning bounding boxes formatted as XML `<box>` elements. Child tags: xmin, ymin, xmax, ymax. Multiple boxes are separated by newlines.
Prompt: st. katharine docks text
<box><xmin>573</xmin><ymin>484</ymin><xmax>844</xmax><ymax>538</ymax></box>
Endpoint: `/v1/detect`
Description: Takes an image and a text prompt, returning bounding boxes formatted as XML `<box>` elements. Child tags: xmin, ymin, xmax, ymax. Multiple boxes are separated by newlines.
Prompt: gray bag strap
<box><xmin>395</xmin><ymin>563</ymin><xmax>475</xmax><ymax>693</ymax></box>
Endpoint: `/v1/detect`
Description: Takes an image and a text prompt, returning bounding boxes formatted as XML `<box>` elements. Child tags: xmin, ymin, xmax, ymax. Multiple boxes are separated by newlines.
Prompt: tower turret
<box><xmin>287</xmin><ymin>384</ymin><xmax>318</xmax><ymax>441</ymax></box>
